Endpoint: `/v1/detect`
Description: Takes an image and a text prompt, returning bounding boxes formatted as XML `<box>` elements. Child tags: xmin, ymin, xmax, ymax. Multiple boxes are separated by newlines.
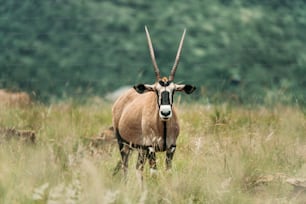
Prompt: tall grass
<box><xmin>0</xmin><ymin>101</ymin><xmax>305</xmax><ymax>203</ymax></box>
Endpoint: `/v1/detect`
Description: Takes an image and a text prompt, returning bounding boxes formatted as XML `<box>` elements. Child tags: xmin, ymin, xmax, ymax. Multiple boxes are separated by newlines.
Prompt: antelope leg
<box><xmin>120</xmin><ymin>144</ymin><xmax>131</xmax><ymax>176</ymax></box>
<box><xmin>147</xmin><ymin>146</ymin><xmax>157</xmax><ymax>175</ymax></box>
<box><xmin>136</xmin><ymin>148</ymin><xmax>147</xmax><ymax>171</ymax></box>
<box><xmin>165</xmin><ymin>145</ymin><xmax>176</xmax><ymax>170</ymax></box>
<box><xmin>136</xmin><ymin>148</ymin><xmax>148</xmax><ymax>182</ymax></box>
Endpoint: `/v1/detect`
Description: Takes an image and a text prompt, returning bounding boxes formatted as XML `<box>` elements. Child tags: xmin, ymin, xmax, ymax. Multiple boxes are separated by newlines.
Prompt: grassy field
<box><xmin>0</xmin><ymin>100</ymin><xmax>305</xmax><ymax>204</ymax></box>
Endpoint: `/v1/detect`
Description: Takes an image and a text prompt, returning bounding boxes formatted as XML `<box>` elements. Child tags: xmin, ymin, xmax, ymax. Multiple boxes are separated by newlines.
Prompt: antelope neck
<box><xmin>163</xmin><ymin>121</ymin><xmax>167</xmax><ymax>151</ymax></box>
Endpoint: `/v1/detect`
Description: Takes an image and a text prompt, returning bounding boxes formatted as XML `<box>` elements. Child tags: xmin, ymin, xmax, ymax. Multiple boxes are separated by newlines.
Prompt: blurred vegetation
<box><xmin>1</xmin><ymin>0</ymin><xmax>305</xmax><ymax>105</ymax></box>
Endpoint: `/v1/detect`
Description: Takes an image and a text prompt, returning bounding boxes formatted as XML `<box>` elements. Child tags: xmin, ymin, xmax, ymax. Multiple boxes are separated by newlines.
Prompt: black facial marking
<box><xmin>161</xmin><ymin>91</ymin><xmax>170</xmax><ymax>105</ymax></box>
<box><xmin>159</xmin><ymin>80</ymin><xmax>170</xmax><ymax>87</ymax></box>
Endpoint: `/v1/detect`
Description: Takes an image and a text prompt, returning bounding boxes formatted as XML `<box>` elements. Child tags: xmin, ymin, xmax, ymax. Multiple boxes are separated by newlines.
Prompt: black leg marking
<box><xmin>166</xmin><ymin>145</ymin><xmax>176</xmax><ymax>170</ymax></box>
<box><xmin>136</xmin><ymin>148</ymin><xmax>147</xmax><ymax>171</ymax></box>
<box><xmin>147</xmin><ymin>147</ymin><xmax>157</xmax><ymax>170</ymax></box>
<box><xmin>120</xmin><ymin>144</ymin><xmax>131</xmax><ymax>175</ymax></box>
<box><xmin>113</xmin><ymin>160</ymin><xmax>122</xmax><ymax>176</ymax></box>
<box><xmin>114</xmin><ymin>129</ymin><xmax>131</xmax><ymax>177</ymax></box>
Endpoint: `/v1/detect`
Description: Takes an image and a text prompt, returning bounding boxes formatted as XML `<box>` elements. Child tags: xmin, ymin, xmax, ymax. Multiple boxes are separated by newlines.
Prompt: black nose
<box><xmin>161</xmin><ymin>110</ymin><xmax>171</xmax><ymax>116</ymax></box>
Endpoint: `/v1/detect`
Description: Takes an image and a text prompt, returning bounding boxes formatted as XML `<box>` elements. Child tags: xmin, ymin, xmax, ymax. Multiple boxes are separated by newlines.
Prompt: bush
<box><xmin>1</xmin><ymin>0</ymin><xmax>305</xmax><ymax>105</ymax></box>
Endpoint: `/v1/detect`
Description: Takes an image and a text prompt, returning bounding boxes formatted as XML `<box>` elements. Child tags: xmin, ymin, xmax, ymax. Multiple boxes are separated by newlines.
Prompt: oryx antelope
<box><xmin>112</xmin><ymin>26</ymin><xmax>196</xmax><ymax>178</ymax></box>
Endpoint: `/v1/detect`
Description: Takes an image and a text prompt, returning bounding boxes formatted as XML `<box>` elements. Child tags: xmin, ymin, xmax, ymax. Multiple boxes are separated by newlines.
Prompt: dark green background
<box><xmin>1</xmin><ymin>0</ymin><xmax>305</xmax><ymax>105</ymax></box>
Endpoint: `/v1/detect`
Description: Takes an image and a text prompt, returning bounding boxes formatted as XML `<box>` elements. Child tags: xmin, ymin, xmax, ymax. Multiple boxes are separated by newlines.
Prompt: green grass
<box><xmin>0</xmin><ymin>101</ymin><xmax>305</xmax><ymax>203</ymax></box>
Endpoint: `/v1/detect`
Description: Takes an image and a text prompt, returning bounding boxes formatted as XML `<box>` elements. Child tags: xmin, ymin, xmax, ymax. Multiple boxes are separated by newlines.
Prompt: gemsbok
<box><xmin>112</xmin><ymin>26</ymin><xmax>196</xmax><ymax>178</ymax></box>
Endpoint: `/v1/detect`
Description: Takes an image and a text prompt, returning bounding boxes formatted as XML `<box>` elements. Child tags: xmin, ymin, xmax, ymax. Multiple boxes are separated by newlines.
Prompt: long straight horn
<box><xmin>169</xmin><ymin>29</ymin><xmax>186</xmax><ymax>81</ymax></box>
<box><xmin>145</xmin><ymin>26</ymin><xmax>160</xmax><ymax>81</ymax></box>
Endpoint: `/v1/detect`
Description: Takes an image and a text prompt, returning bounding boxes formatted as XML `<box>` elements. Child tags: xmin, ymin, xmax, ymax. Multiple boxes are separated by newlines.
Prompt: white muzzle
<box><xmin>159</xmin><ymin>105</ymin><xmax>172</xmax><ymax>120</ymax></box>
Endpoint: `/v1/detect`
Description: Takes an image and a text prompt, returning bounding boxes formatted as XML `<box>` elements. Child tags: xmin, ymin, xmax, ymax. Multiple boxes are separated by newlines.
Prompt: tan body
<box><xmin>112</xmin><ymin>88</ymin><xmax>179</xmax><ymax>151</ymax></box>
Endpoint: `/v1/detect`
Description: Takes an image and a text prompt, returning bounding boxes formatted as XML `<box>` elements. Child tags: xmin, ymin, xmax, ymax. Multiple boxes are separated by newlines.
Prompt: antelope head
<box><xmin>134</xmin><ymin>26</ymin><xmax>196</xmax><ymax>121</ymax></box>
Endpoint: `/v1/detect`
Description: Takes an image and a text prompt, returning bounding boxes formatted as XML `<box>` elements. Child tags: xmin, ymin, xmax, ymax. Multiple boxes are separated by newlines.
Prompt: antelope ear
<box><xmin>175</xmin><ymin>84</ymin><xmax>196</xmax><ymax>94</ymax></box>
<box><xmin>133</xmin><ymin>84</ymin><xmax>155</xmax><ymax>94</ymax></box>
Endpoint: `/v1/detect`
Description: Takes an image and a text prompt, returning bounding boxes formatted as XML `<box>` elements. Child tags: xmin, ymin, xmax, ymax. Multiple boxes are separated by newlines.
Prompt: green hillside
<box><xmin>1</xmin><ymin>0</ymin><xmax>306</xmax><ymax>105</ymax></box>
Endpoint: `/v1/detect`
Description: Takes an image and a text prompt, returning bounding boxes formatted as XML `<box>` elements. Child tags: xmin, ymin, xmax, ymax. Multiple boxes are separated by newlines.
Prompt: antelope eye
<box><xmin>159</xmin><ymin>81</ymin><xmax>169</xmax><ymax>87</ymax></box>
